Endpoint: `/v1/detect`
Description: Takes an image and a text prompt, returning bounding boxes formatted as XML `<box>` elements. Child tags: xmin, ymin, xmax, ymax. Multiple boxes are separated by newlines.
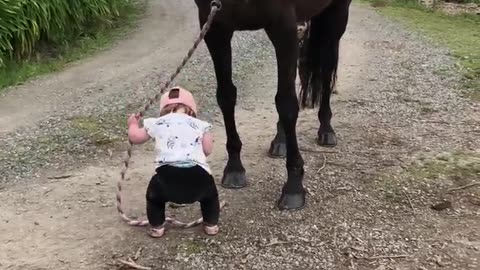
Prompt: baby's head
<box><xmin>159</xmin><ymin>87</ymin><xmax>198</xmax><ymax>117</ymax></box>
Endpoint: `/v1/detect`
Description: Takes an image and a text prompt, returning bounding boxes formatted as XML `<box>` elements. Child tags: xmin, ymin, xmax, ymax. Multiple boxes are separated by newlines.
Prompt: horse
<box><xmin>194</xmin><ymin>0</ymin><xmax>352</xmax><ymax>210</ymax></box>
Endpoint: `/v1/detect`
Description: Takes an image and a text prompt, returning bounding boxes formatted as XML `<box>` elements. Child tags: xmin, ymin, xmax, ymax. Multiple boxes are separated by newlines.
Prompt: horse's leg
<box><xmin>312</xmin><ymin>2</ymin><xmax>350</xmax><ymax>147</ymax></box>
<box><xmin>265</xmin><ymin>12</ymin><xmax>306</xmax><ymax>210</ymax></box>
<box><xmin>269</xmin><ymin>22</ymin><xmax>309</xmax><ymax>158</ymax></box>
<box><xmin>203</xmin><ymin>22</ymin><xmax>247</xmax><ymax>189</ymax></box>
<box><xmin>268</xmin><ymin>120</ymin><xmax>287</xmax><ymax>158</ymax></box>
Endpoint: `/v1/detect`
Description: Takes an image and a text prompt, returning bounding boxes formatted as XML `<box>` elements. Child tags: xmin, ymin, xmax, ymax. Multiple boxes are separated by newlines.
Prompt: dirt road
<box><xmin>0</xmin><ymin>1</ymin><xmax>479</xmax><ymax>269</ymax></box>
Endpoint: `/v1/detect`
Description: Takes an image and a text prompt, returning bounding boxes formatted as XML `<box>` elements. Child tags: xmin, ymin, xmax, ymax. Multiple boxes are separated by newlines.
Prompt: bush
<box><xmin>0</xmin><ymin>0</ymin><xmax>133</xmax><ymax>67</ymax></box>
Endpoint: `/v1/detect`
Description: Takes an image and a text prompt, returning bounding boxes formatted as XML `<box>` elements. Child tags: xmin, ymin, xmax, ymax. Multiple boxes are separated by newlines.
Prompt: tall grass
<box><xmin>0</xmin><ymin>0</ymin><xmax>134</xmax><ymax>67</ymax></box>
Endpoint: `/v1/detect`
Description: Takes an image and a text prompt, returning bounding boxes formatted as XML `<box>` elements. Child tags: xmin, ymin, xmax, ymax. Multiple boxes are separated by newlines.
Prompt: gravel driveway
<box><xmin>0</xmin><ymin>1</ymin><xmax>478</xmax><ymax>270</ymax></box>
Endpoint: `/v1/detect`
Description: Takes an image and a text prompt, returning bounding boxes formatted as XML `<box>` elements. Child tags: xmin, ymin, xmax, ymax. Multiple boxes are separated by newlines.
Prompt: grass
<box><xmin>377</xmin><ymin>151</ymin><xmax>480</xmax><ymax>204</ymax></box>
<box><xmin>413</xmin><ymin>152</ymin><xmax>480</xmax><ymax>183</ymax></box>
<box><xmin>69</xmin><ymin>114</ymin><xmax>126</xmax><ymax>147</ymax></box>
<box><xmin>0</xmin><ymin>0</ymin><xmax>145</xmax><ymax>93</ymax></box>
<box><xmin>0</xmin><ymin>110</ymin><xmax>131</xmax><ymax>185</ymax></box>
<box><xmin>358</xmin><ymin>0</ymin><xmax>480</xmax><ymax>100</ymax></box>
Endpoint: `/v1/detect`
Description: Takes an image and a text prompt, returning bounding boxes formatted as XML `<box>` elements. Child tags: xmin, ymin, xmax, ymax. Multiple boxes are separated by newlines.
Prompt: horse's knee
<box><xmin>275</xmin><ymin>94</ymin><xmax>299</xmax><ymax>125</ymax></box>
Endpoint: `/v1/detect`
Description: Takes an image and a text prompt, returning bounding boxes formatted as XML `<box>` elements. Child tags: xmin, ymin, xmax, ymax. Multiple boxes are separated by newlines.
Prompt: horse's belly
<box><xmin>216</xmin><ymin>0</ymin><xmax>272</xmax><ymax>30</ymax></box>
<box><xmin>294</xmin><ymin>0</ymin><xmax>333</xmax><ymax>21</ymax></box>
<box><xmin>196</xmin><ymin>0</ymin><xmax>333</xmax><ymax>30</ymax></box>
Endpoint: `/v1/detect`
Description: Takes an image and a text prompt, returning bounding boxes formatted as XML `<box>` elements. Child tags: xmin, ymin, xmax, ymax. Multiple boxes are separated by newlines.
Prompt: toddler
<box><xmin>127</xmin><ymin>87</ymin><xmax>219</xmax><ymax>238</ymax></box>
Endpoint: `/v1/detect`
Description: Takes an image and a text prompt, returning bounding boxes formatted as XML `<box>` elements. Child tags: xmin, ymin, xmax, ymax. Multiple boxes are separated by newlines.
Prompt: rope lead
<box><xmin>116</xmin><ymin>1</ymin><xmax>224</xmax><ymax>229</ymax></box>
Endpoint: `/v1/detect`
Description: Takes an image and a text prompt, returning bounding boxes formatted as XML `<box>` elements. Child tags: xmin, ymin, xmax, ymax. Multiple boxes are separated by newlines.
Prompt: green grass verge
<box><xmin>374</xmin><ymin>151</ymin><xmax>480</xmax><ymax>205</ymax></box>
<box><xmin>0</xmin><ymin>0</ymin><xmax>145</xmax><ymax>93</ymax></box>
<box><xmin>358</xmin><ymin>0</ymin><xmax>480</xmax><ymax>100</ymax></box>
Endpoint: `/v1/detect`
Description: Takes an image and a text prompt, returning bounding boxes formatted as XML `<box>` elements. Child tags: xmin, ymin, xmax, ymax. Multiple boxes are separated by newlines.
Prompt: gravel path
<box><xmin>0</xmin><ymin>1</ymin><xmax>478</xmax><ymax>270</ymax></box>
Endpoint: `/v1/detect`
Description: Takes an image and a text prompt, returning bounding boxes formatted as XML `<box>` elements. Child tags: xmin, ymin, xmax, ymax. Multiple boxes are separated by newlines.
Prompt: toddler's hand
<box><xmin>127</xmin><ymin>113</ymin><xmax>141</xmax><ymax>127</ymax></box>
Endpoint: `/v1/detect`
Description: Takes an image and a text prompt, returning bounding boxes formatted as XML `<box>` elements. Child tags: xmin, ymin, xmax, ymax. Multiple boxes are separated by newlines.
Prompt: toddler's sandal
<box><xmin>148</xmin><ymin>225</ymin><xmax>166</xmax><ymax>238</ymax></box>
<box><xmin>203</xmin><ymin>224</ymin><xmax>219</xmax><ymax>236</ymax></box>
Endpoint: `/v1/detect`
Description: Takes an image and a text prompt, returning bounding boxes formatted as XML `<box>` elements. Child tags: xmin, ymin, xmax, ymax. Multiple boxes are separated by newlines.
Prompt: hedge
<box><xmin>0</xmin><ymin>0</ymin><xmax>133</xmax><ymax>67</ymax></box>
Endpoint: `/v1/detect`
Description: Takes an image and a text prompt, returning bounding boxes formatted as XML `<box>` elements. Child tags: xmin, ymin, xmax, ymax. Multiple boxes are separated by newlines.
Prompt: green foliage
<box><xmin>359</xmin><ymin>0</ymin><xmax>480</xmax><ymax>99</ymax></box>
<box><xmin>0</xmin><ymin>0</ymin><xmax>133</xmax><ymax>67</ymax></box>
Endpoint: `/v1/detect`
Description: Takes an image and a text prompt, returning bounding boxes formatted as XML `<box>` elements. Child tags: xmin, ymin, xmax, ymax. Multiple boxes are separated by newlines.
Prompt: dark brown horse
<box><xmin>194</xmin><ymin>0</ymin><xmax>352</xmax><ymax>210</ymax></box>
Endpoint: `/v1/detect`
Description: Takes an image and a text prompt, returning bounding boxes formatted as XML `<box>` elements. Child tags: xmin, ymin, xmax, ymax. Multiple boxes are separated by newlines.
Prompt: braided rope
<box><xmin>116</xmin><ymin>0</ymin><xmax>224</xmax><ymax>228</ymax></box>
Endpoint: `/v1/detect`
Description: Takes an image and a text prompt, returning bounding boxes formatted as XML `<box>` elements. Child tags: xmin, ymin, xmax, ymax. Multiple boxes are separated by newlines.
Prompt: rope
<box><xmin>116</xmin><ymin>0</ymin><xmax>224</xmax><ymax>228</ymax></box>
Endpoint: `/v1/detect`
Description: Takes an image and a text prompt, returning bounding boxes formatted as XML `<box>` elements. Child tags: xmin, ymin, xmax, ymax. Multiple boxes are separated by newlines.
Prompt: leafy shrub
<box><xmin>0</xmin><ymin>0</ymin><xmax>133</xmax><ymax>67</ymax></box>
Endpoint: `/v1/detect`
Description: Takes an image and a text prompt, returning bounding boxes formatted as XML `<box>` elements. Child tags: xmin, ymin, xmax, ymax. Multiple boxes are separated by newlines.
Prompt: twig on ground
<box><xmin>349</xmin><ymin>258</ymin><xmax>357</xmax><ymax>270</ymax></box>
<box><xmin>350</xmin><ymin>246</ymin><xmax>367</xmax><ymax>253</ymax></box>
<box><xmin>263</xmin><ymin>237</ymin><xmax>316</xmax><ymax>247</ymax></box>
<box><xmin>328</xmin><ymin>161</ymin><xmax>352</xmax><ymax>169</ymax></box>
<box><xmin>350</xmin><ymin>233</ymin><xmax>365</xmax><ymax>244</ymax></box>
<box><xmin>419</xmin><ymin>120</ymin><xmax>478</xmax><ymax>126</ymax></box>
<box><xmin>419</xmin><ymin>120</ymin><xmax>450</xmax><ymax>125</ymax></box>
<box><xmin>48</xmin><ymin>174</ymin><xmax>74</xmax><ymax>179</ymax></box>
<box><xmin>317</xmin><ymin>153</ymin><xmax>327</xmax><ymax>173</ymax></box>
<box><xmin>299</xmin><ymin>147</ymin><xmax>338</xmax><ymax>154</ymax></box>
<box><xmin>133</xmin><ymin>247</ymin><xmax>143</xmax><ymax>261</ymax></box>
<box><xmin>402</xmin><ymin>188</ymin><xmax>416</xmax><ymax>216</ymax></box>
<box><xmin>263</xmin><ymin>239</ymin><xmax>295</xmax><ymax>247</ymax></box>
<box><xmin>447</xmin><ymin>182</ymin><xmax>480</xmax><ymax>192</ymax></box>
<box><xmin>305</xmin><ymin>187</ymin><xmax>315</xmax><ymax>197</ymax></box>
<box><xmin>333</xmin><ymin>226</ymin><xmax>338</xmax><ymax>250</ymax></box>
<box><xmin>355</xmin><ymin>254</ymin><xmax>411</xmax><ymax>260</ymax></box>
<box><xmin>118</xmin><ymin>258</ymin><xmax>151</xmax><ymax>270</ymax></box>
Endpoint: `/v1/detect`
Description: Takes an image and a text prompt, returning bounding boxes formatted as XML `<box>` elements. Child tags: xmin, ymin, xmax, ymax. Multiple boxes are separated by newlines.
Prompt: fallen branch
<box><xmin>118</xmin><ymin>258</ymin><xmax>151</xmax><ymax>270</ymax></box>
<box><xmin>447</xmin><ymin>182</ymin><xmax>480</xmax><ymax>192</ymax></box>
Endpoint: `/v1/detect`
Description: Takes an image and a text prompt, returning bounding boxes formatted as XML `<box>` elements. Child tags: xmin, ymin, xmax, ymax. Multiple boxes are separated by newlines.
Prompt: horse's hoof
<box><xmin>317</xmin><ymin>132</ymin><xmax>337</xmax><ymax>147</ymax></box>
<box><xmin>221</xmin><ymin>171</ymin><xmax>247</xmax><ymax>189</ymax></box>
<box><xmin>277</xmin><ymin>193</ymin><xmax>306</xmax><ymax>210</ymax></box>
<box><xmin>268</xmin><ymin>141</ymin><xmax>287</xmax><ymax>158</ymax></box>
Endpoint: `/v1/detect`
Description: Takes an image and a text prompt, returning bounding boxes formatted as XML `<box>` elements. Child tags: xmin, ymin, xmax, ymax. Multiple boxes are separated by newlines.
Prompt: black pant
<box><xmin>146</xmin><ymin>165</ymin><xmax>219</xmax><ymax>226</ymax></box>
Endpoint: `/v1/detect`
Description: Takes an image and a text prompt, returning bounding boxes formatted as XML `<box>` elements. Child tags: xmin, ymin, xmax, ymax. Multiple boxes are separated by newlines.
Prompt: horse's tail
<box><xmin>298</xmin><ymin>1</ymin><xmax>350</xmax><ymax>109</ymax></box>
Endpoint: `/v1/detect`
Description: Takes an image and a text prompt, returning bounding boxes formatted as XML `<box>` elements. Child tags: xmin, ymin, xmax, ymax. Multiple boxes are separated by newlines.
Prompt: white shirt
<box><xmin>143</xmin><ymin>113</ymin><xmax>212</xmax><ymax>174</ymax></box>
